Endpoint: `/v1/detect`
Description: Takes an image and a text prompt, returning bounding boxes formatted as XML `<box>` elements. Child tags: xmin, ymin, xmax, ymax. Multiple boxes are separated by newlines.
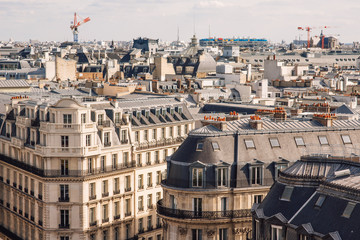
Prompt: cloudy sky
<box><xmin>0</xmin><ymin>0</ymin><xmax>359</xmax><ymax>43</ymax></box>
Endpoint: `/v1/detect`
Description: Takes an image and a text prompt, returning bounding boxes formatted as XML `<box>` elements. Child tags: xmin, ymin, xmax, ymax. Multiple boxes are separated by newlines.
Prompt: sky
<box><xmin>0</xmin><ymin>0</ymin><xmax>359</xmax><ymax>44</ymax></box>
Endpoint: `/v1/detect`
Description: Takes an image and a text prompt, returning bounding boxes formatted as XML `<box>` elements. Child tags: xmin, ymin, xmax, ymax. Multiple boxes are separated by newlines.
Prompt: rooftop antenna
<box><xmin>193</xmin><ymin>13</ymin><xmax>196</xmax><ymax>36</ymax></box>
<box><xmin>177</xmin><ymin>25</ymin><xmax>180</xmax><ymax>43</ymax></box>
<box><xmin>209</xmin><ymin>24</ymin><xmax>211</xmax><ymax>38</ymax></box>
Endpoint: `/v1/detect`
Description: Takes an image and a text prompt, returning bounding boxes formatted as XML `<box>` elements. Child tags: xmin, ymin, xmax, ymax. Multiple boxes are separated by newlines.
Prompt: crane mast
<box><xmin>70</xmin><ymin>12</ymin><xmax>91</xmax><ymax>43</ymax></box>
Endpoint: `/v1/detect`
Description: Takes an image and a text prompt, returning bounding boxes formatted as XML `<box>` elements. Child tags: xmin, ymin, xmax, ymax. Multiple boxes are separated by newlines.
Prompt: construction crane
<box><xmin>297</xmin><ymin>26</ymin><xmax>314</xmax><ymax>48</ymax></box>
<box><xmin>70</xmin><ymin>12</ymin><xmax>90</xmax><ymax>43</ymax></box>
<box><xmin>320</xmin><ymin>26</ymin><xmax>339</xmax><ymax>49</ymax></box>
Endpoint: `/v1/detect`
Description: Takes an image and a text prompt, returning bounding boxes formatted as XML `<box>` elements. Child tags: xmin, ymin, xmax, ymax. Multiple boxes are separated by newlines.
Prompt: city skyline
<box><xmin>1</xmin><ymin>0</ymin><xmax>359</xmax><ymax>43</ymax></box>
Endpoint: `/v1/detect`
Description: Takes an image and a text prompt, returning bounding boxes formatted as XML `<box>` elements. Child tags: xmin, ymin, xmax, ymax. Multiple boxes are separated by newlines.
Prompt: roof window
<box><xmin>280</xmin><ymin>186</ymin><xmax>294</xmax><ymax>201</ymax></box>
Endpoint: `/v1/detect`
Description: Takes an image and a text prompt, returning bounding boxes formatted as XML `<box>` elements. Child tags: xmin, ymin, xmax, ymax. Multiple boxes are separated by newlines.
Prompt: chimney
<box><xmin>313</xmin><ymin>114</ymin><xmax>336</xmax><ymax>127</ymax></box>
<box><xmin>249</xmin><ymin>116</ymin><xmax>263</xmax><ymax>130</ymax></box>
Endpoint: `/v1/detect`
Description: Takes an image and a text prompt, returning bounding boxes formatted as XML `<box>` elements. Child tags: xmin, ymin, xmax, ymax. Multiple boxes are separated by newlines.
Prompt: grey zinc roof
<box><xmin>0</xmin><ymin>80</ymin><xmax>30</xmax><ymax>88</ymax></box>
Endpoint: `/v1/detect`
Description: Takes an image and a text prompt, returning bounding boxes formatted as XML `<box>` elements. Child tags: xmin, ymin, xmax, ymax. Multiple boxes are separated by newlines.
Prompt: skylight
<box><xmin>280</xmin><ymin>186</ymin><xmax>294</xmax><ymax>201</ymax></box>
<box><xmin>314</xmin><ymin>195</ymin><xmax>326</xmax><ymax>208</ymax></box>
<box><xmin>212</xmin><ymin>142</ymin><xmax>220</xmax><ymax>151</ymax></box>
<box><xmin>342</xmin><ymin>202</ymin><xmax>356</xmax><ymax>218</ymax></box>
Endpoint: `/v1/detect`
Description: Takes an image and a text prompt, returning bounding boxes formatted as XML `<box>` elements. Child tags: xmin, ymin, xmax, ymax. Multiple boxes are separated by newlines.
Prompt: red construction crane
<box><xmin>70</xmin><ymin>12</ymin><xmax>91</xmax><ymax>43</ymax></box>
<box><xmin>297</xmin><ymin>26</ymin><xmax>313</xmax><ymax>48</ymax></box>
<box><xmin>320</xmin><ymin>26</ymin><xmax>338</xmax><ymax>49</ymax></box>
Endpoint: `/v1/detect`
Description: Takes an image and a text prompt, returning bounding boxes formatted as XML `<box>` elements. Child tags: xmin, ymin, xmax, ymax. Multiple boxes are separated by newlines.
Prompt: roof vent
<box><xmin>334</xmin><ymin>169</ymin><xmax>350</xmax><ymax>178</ymax></box>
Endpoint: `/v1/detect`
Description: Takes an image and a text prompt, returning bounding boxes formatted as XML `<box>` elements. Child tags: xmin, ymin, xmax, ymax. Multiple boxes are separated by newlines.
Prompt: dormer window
<box><xmin>212</xmin><ymin>142</ymin><xmax>220</xmax><ymax>151</ymax></box>
<box><xmin>217</xmin><ymin>168</ymin><xmax>228</xmax><ymax>187</ymax></box>
<box><xmin>63</xmin><ymin>114</ymin><xmax>72</xmax><ymax>128</ymax></box>
<box><xmin>196</xmin><ymin>143</ymin><xmax>204</xmax><ymax>151</ymax></box>
<box><xmin>249</xmin><ymin>160</ymin><xmax>264</xmax><ymax>185</ymax></box>
<box><xmin>98</xmin><ymin>114</ymin><xmax>104</xmax><ymax>125</ymax></box>
<box><xmin>192</xmin><ymin>168</ymin><xmax>203</xmax><ymax>187</ymax></box>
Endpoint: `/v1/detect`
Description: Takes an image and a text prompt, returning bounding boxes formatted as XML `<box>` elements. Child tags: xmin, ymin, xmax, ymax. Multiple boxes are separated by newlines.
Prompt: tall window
<box><xmin>153</xmin><ymin>129</ymin><xmax>157</xmax><ymax>140</ymax></box>
<box><xmin>156</xmin><ymin>192</ymin><xmax>161</xmax><ymax>202</ymax></box>
<box><xmin>101</xmin><ymin>156</ymin><xmax>106</xmax><ymax>172</ymax></box>
<box><xmin>81</xmin><ymin>113</ymin><xmax>86</xmax><ymax>123</ymax></box>
<box><xmin>192</xmin><ymin>229</ymin><xmax>202</xmax><ymax>240</ymax></box>
<box><xmin>121</xmin><ymin>130</ymin><xmax>127</xmax><ymax>142</ymax></box>
<box><xmin>155</xmin><ymin>151</ymin><xmax>159</xmax><ymax>163</ymax></box>
<box><xmin>193</xmin><ymin>198</ymin><xmax>202</xmax><ymax>217</ymax></box>
<box><xmin>60</xmin><ymin>160</ymin><xmax>69</xmax><ymax>176</ymax></box>
<box><xmin>147</xmin><ymin>215</ymin><xmax>152</xmax><ymax>230</ymax></box>
<box><xmin>135</xmin><ymin>131</ymin><xmax>139</xmax><ymax>142</ymax></box>
<box><xmin>61</xmin><ymin>136</ymin><xmax>69</xmax><ymax>148</ymax></box>
<box><xmin>271</xmin><ymin>225</ymin><xmax>283</xmax><ymax>240</ymax></box>
<box><xmin>217</xmin><ymin>168</ymin><xmax>228</xmax><ymax>187</ymax></box>
<box><xmin>138</xmin><ymin>218</ymin><xmax>144</xmax><ymax>232</ymax></box>
<box><xmin>250</xmin><ymin>166</ymin><xmax>263</xmax><ymax>185</ymax></box>
<box><xmin>89</xmin><ymin>207</ymin><xmax>96</xmax><ymax>224</ymax></box>
<box><xmin>146</xmin><ymin>152</ymin><xmax>151</xmax><ymax>165</ymax></box>
<box><xmin>63</xmin><ymin>114</ymin><xmax>72</xmax><ymax>128</ymax></box>
<box><xmin>89</xmin><ymin>182</ymin><xmax>96</xmax><ymax>199</ymax></box>
<box><xmin>102</xmin><ymin>180</ymin><xmax>108</xmax><ymax>196</ymax></box>
<box><xmin>123</xmin><ymin>152</ymin><xmax>129</xmax><ymax>166</ymax></box>
<box><xmin>86</xmin><ymin>135</ymin><xmax>91</xmax><ymax>147</ymax></box>
<box><xmin>161</xmin><ymin>128</ymin><xmax>165</xmax><ymax>139</ymax></box>
<box><xmin>114</xmin><ymin>178</ymin><xmax>119</xmax><ymax>194</ymax></box>
<box><xmin>60</xmin><ymin>185</ymin><xmax>69</xmax><ymax>201</ymax></box>
<box><xmin>138</xmin><ymin>196</ymin><xmax>144</xmax><ymax>211</ymax></box>
<box><xmin>115</xmin><ymin>112</ymin><xmax>120</xmax><ymax>124</ymax></box>
<box><xmin>112</xmin><ymin>154</ymin><xmax>117</xmax><ymax>169</ymax></box>
<box><xmin>125</xmin><ymin>199</ymin><xmax>131</xmax><ymax>216</ymax></box>
<box><xmin>147</xmin><ymin>173</ymin><xmax>152</xmax><ymax>187</ymax></box>
<box><xmin>221</xmin><ymin>197</ymin><xmax>227</xmax><ymax>214</ymax></box>
<box><xmin>192</xmin><ymin>168</ymin><xmax>203</xmax><ymax>187</ymax></box>
<box><xmin>88</xmin><ymin>158</ymin><xmax>93</xmax><ymax>173</ymax></box>
<box><xmin>114</xmin><ymin>201</ymin><xmax>120</xmax><ymax>218</ymax></box>
<box><xmin>125</xmin><ymin>176</ymin><xmax>131</xmax><ymax>191</ymax></box>
<box><xmin>138</xmin><ymin>175</ymin><xmax>143</xmax><ymax>189</ymax></box>
<box><xmin>219</xmin><ymin>228</ymin><xmax>228</xmax><ymax>240</ymax></box>
<box><xmin>98</xmin><ymin>114</ymin><xmax>104</xmax><ymax>125</ymax></box>
<box><xmin>156</xmin><ymin>171</ymin><xmax>162</xmax><ymax>185</ymax></box>
<box><xmin>144</xmin><ymin>130</ymin><xmax>148</xmax><ymax>141</ymax></box>
<box><xmin>147</xmin><ymin>194</ymin><xmax>152</xmax><ymax>208</ymax></box>
<box><xmin>102</xmin><ymin>204</ymin><xmax>108</xmax><ymax>222</ymax></box>
<box><xmin>104</xmin><ymin>132</ymin><xmax>110</xmax><ymax>146</ymax></box>
<box><xmin>60</xmin><ymin>210</ymin><xmax>69</xmax><ymax>227</ymax></box>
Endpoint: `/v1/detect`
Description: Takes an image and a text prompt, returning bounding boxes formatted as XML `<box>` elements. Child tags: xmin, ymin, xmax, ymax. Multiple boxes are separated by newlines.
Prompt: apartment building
<box><xmin>0</xmin><ymin>95</ymin><xmax>194</xmax><ymax>240</ymax></box>
<box><xmin>157</xmin><ymin>115</ymin><xmax>360</xmax><ymax>240</ymax></box>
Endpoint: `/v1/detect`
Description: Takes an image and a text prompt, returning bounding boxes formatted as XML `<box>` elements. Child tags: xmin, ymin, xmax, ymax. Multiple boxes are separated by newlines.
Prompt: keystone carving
<box><xmin>178</xmin><ymin>227</ymin><xmax>188</xmax><ymax>235</ymax></box>
<box><xmin>206</xmin><ymin>229</ymin><xmax>216</xmax><ymax>237</ymax></box>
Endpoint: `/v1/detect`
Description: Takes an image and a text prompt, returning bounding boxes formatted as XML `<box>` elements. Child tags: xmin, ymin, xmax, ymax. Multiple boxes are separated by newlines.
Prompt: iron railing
<box><xmin>157</xmin><ymin>200</ymin><xmax>251</xmax><ymax>220</ymax></box>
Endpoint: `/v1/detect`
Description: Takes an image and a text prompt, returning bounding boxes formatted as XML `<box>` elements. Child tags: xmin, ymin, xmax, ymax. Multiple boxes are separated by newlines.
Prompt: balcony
<box><xmin>102</xmin><ymin>218</ymin><xmax>109</xmax><ymax>223</ymax></box>
<box><xmin>30</xmin><ymin>216</ymin><xmax>35</xmax><ymax>221</ymax></box>
<box><xmin>89</xmin><ymin>221</ymin><xmax>97</xmax><ymax>227</ymax></box>
<box><xmin>38</xmin><ymin>220</ymin><xmax>43</xmax><ymax>226</ymax></box>
<box><xmin>138</xmin><ymin>228</ymin><xmax>144</xmax><ymax>234</ymax></box>
<box><xmin>135</xmin><ymin>137</ymin><xmax>185</xmax><ymax>151</ymax></box>
<box><xmin>89</xmin><ymin>195</ymin><xmax>97</xmax><ymax>201</ymax></box>
<box><xmin>6</xmin><ymin>179</ymin><xmax>10</xmax><ymax>184</ymax></box>
<box><xmin>58</xmin><ymin>197</ymin><xmax>70</xmax><ymax>202</ymax></box>
<box><xmin>98</xmin><ymin>120</ymin><xmax>111</xmax><ymax>129</ymax></box>
<box><xmin>138</xmin><ymin>207</ymin><xmax>144</xmax><ymax>212</ymax></box>
<box><xmin>138</xmin><ymin>185</ymin><xmax>144</xmax><ymax>190</ymax></box>
<box><xmin>39</xmin><ymin>122</ymin><xmax>96</xmax><ymax>133</ymax></box>
<box><xmin>102</xmin><ymin>192</ymin><xmax>109</xmax><ymax>198</ymax></box>
<box><xmin>125</xmin><ymin>187</ymin><xmax>131</xmax><ymax>192</ymax></box>
<box><xmin>156</xmin><ymin>224</ymin><xmax>162</xmax><ymax>229</ymax></box>
<box><xmin>59</xmin><ymin>224</ymin><xmax>70</xmax><ymax>229</ymax></box>
<box><xmin>148</xmin><ymin>226</ymin><xmax>153</xmax><ymax>231</ymax></box>
<box><xmin>38</xmin><ymin>194</ymin><xmax>42</xmax><ymax>200</ymax></box>
<box><xmin>146</xmin><ymin>161</ymin><xmax>151</xmax><ymax>166</ymax></box>
<box><xmin>125</xmin><ymin>212</ymin><xmax>131</xmax><ymax>217</ymax></box>
<box><xmin>13</xmin><ymin>207</ymin><xmax>17</xmax><ymax>212</ymax></box>
<box><xmin>19</xmin><ymin>210</ymin><xmax>22</xmax><ymax>215</ymax></box>
<box><xmin>121</xmin><ymin>139</ymin><xmax>129</xmax><ymax>144</ymax></box>
<box><xmin>19</xmin><ymin>185</ymin><xmax>22</xmax><ymax>190</ymax></box>
<box><xmin>24</xmin><ymin>188</ymin><xmax>28</xmax><ymax>193</ymax></box>
<box><xmin>25</xmin><ymin>213</ymin><xmax>28</xmax><ymax>218</ymax></box>
<box><xmin>114</xmin><ymin>215</ymin><xmax>120</xmax><ymax>220</ymax></box>
<box><xmin>13</xmin><ymin>182</ymin><xmax>17</xmax><ymax>188</ymax></box>
<box><xmin>30</xmin><ymin>190</ymin><xmax>34</xmax><ymax>196</ymax></box>
<box><xmin>104</xmin><ymin>142</ymin><xmax>111</xmax><ymax>147</ymax></box>
<box><xmin>156</xmin><ymin>200</ymin><xmax>252</xmax><ymax>220</ymax></box>
<box><xmin>6</xmin><ymin>203</ymin><xmax>10</xmax><ymax>208</ymax></box>
<box><xmin>11</xmin><ymin>137</ymin><xmax>24</xmax><ymax>148</ymax></box>
<box><xmin>113</xmin><ymin>190</ymin><xmax>120</xmax><ymax>195</ymax></box>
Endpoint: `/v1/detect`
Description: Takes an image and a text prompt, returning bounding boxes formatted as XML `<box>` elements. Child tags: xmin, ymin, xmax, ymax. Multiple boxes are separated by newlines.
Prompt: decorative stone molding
<box><xmin>233</xmin><ymin>227</ymin><xmax>252</xmax><ymax>235</ymax></box>
<box><xmin>206</xmin><ymin>229</ymin><xmax>216</xmax><ymax>237</ymax></box>
<box><xmin>178</xmin><ymin>227</ymin><xmax>188</xmax><ymax>235</ymax></box>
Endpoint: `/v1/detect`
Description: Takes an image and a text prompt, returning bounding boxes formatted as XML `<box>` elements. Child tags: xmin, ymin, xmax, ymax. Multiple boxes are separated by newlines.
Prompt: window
<box><xmin>250</xmin><ymin>166</ymin><xmax>262</xmax><ymax>185</ymax></box>
<box><xmin>89</xmin><ymin>182</ymin><xmax>96</xmax><ymax>199</ymax></box>
<box><xmin>102</xmin><ymin>180</ymin><xmax>108</xmax><ymax>196</ymax></box>
<box><xmin>102</xmin><ymin>204</ymin><xmax>108</xmax><ymax>222</ymax></box>
<box><xmin>125</xmin><ymin>199</ymin><xmax>131</xmax><ymax>215</ymax></box>
<box><xmin>138</xmin><ymin>196</ymin><xmax>144</xmax><ymax>211</ymax></box>
<box><xmin>63</xmin><ymin>114</ymin><xmax>72</xmax><ymax>128</ymax></box>
<box><xmin>147</xmin><ymin>215</ymin><xmax>152</xmax><ymax>230</ymax></box>
<box><xmin>144</xmin><ymin>130</ymin><xmax>148</xmax><ymax>141</ymax></box>
<box><xmin>146</xmin><ymin>152</ymin><xmax>151</xmax><ymax>165</ymax></box>
<box><xmin>60</xmin><ymin>160</ymin><xmax>68</xmax><ymax>176</ymax></box>
<box><xmin>123</xmin><ymin>152</ymin><xmax>129</xmax><ymax>166</ymax></box>
<box><xmin>192</xmin><ymin>168</ymin><xmax>203</xmax><ymax>187</ymax></box>
<box><xmin>114</xmin><ymin>201</ymin><xmax>120</xmax><ymax>217</ymax></box>
<box><xmin>318</xmin><ymin>136</ymin><xmax>329</xmax><ymax>145</ymax></box>
<box><xmin>221</xmin><ymin>197</ymin><xmax>227</xmax><ymax>214</ymax></box>
<box><xmin>294</xmin><ymin>137</ymin><xmax>305</xmax><ymax>146</ymax></box>
<box><xmin>114</xmin><ymin>178</ymin><xmax>119</xmax><ymax>194</ymax></box>
<box><xmin>138</xmin><ymin>218</ymin><xmax>144</xmax><ymax>232</ymax></box>
<box><xmin>61</xmin><ymin>136</ymin><xmax>69</xmax><ymax>148</ymax></box>
<box><xmin>192</xmin><ymin>229</ymin><xmax>202</xmax><ymax>240</ymax></box>
<box><xmin>101</xmin><ymin>156</ymin><xmax>106</xmax><ymax>172</ymax></box>
<box><xmin>112</xmin><ymin>154</ymin><xmax>117</xmax><ymax>169</ymax></box>
<box><xmin>60</xmin><ymin>237</ymin><xmax>69</xmax><ymax>240</ymax></box>
<box><xmin>81</xmin><ymin>113</ymin><xmax>86</xmax><ymax>123</ymax></box>
<box><xmin>219</xmin><ymin>228</ymin><xmax>228</xmax><ymax>240</ymax></box>
<box><xmin>147</xmin><ymin>173</ymin><xmax>152</xmax><ymax>187</ymax></box>
<box><xmin>254</xmin><ymin>195</ymin><xmax>263</xmax><ymax>204</ymax></box>
<box><xmin>178</xmin><ymin>126</ymin><xmax>181</xmax><ymax>136</ymax></box>
<box><xmin>193</xmin><ymin>198</ymin><xmax>202</xmax><ymax>217</ymax></box>
<box><xmin>280</xmin><ymin>186</ymin><xmax>294</xmax><ymax>201</ymax></box>
<box><xmin>299</xmin><ymin>234</ymin><xmax>309</xmax><ymax>240</ymax></box>
<box><xmin>138</xmin><ymin>175</ymin><xmax>144</xmax><ymax>189</ymax></box>
<box><xmin>217</xmin><ymin>168</ymin><xmax>228</xmax><ymax>187</ymax></box>
<box><xmin>60</xmin><ymin>185</ymin><xmax>69</xmax><ymax>201</ymax></box>
<box><xmin>121</xmin><ymin>130</ymin><xmax>127</xmax><ymax>142</ymax></box>
<box><xmin>147</xmin><ymin>194</ymin><xmax>152</xmax><ymax>208</ymax></box>
<box><xmin>196</xmin><ymin>142</ymin><xmax>203</xmax><ymax>151</ymax></box>
<box><xmin>162</xmin><ymin>128</ymin><xmax>166</xmax><ymax>139</ymax></box>
<box><xmin>156</xmin><ymin>171</ymin><xmax>162</xmax><ymax>185</ymax></box>
<box><xmin>170</xmin><ymin>195</ymin><xmax>176</xmax><ymax>209</ymax></box>
<box><xmin>155</xmin><ymin>151</ymin><xmax>159</xmax><ymax>163</ymax></box>
<box><xmin>89</xmin><ymin>207</ymin><xmax>96</xmax><ymax>224</ymax></box>
<box><xmin>315</xmin><ymin>195</ymin><xmax>326</xmax><ymax>208</ymax></box>
<box><xmin>103</xmin><ymin>230</ymin><xmax>108</xmax><ymax>240</ymax></box>
<box><xmin>125</xmin><ymin>176</ymin><xmax>131</xmax><ymax>191</ymax></box>
<box><xmin>104</xmin><ymin>132</ymin><xmax>110</xmax><ymax>146</ymax></box>
<box><xmin>341</xmin><ymin>135</ymin><xmax>352</xmax><ymax>144</ymax></box>
<box><xmin>269</xmin><ymin>138</ymin><xmax>280</xmax><ymax>148</ymax></box>
<box><xmin>98</xmin><ymin>114</ymin><xmax>104</xmax><ymax>125</ymax></box>
<box><xmin>88</xmin><ymin>158</ymin><xmax>93</xmax><ymax>173</ymax></box>
<box><xmin>342</xmin><ymin>202</ymin><xmax>356</xmax><ymax>218</ymax></box>
<box><xmin>60</xmin><ymin>210</ymin><xmax>69</xmax><ymax>227</ymax></box>
<box><xmin>271</xmin><ymin>225</ymin><xmax>283</xmax><ymax>240</ymax></box>
<box><xmin>212</xmin><ymin>142</ymin><xmax>220</xmax><ymax>151</ymax></box>
<box><xmin>244</xmin><ymin>139</ymin><xmax>255</xmax><ymax>149</ymax></box>
<box><xmin>135</xmin><ymin>131</ymin><xmax>139</xmax><ymax>142</ymax></box>
<box><xmin>153</xmin><ymin>129</ymin><xmax>157</xmax><ymax>140</ymax></box>
<box><xmin>115</xmin><ymin>112</ymin><xmax>120</xmax><ymax>124</ymax></box>
<box><xmin>86</xmin><ymin>135</ymin><xmax>91</xmax><ymax>146</ymax></box>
